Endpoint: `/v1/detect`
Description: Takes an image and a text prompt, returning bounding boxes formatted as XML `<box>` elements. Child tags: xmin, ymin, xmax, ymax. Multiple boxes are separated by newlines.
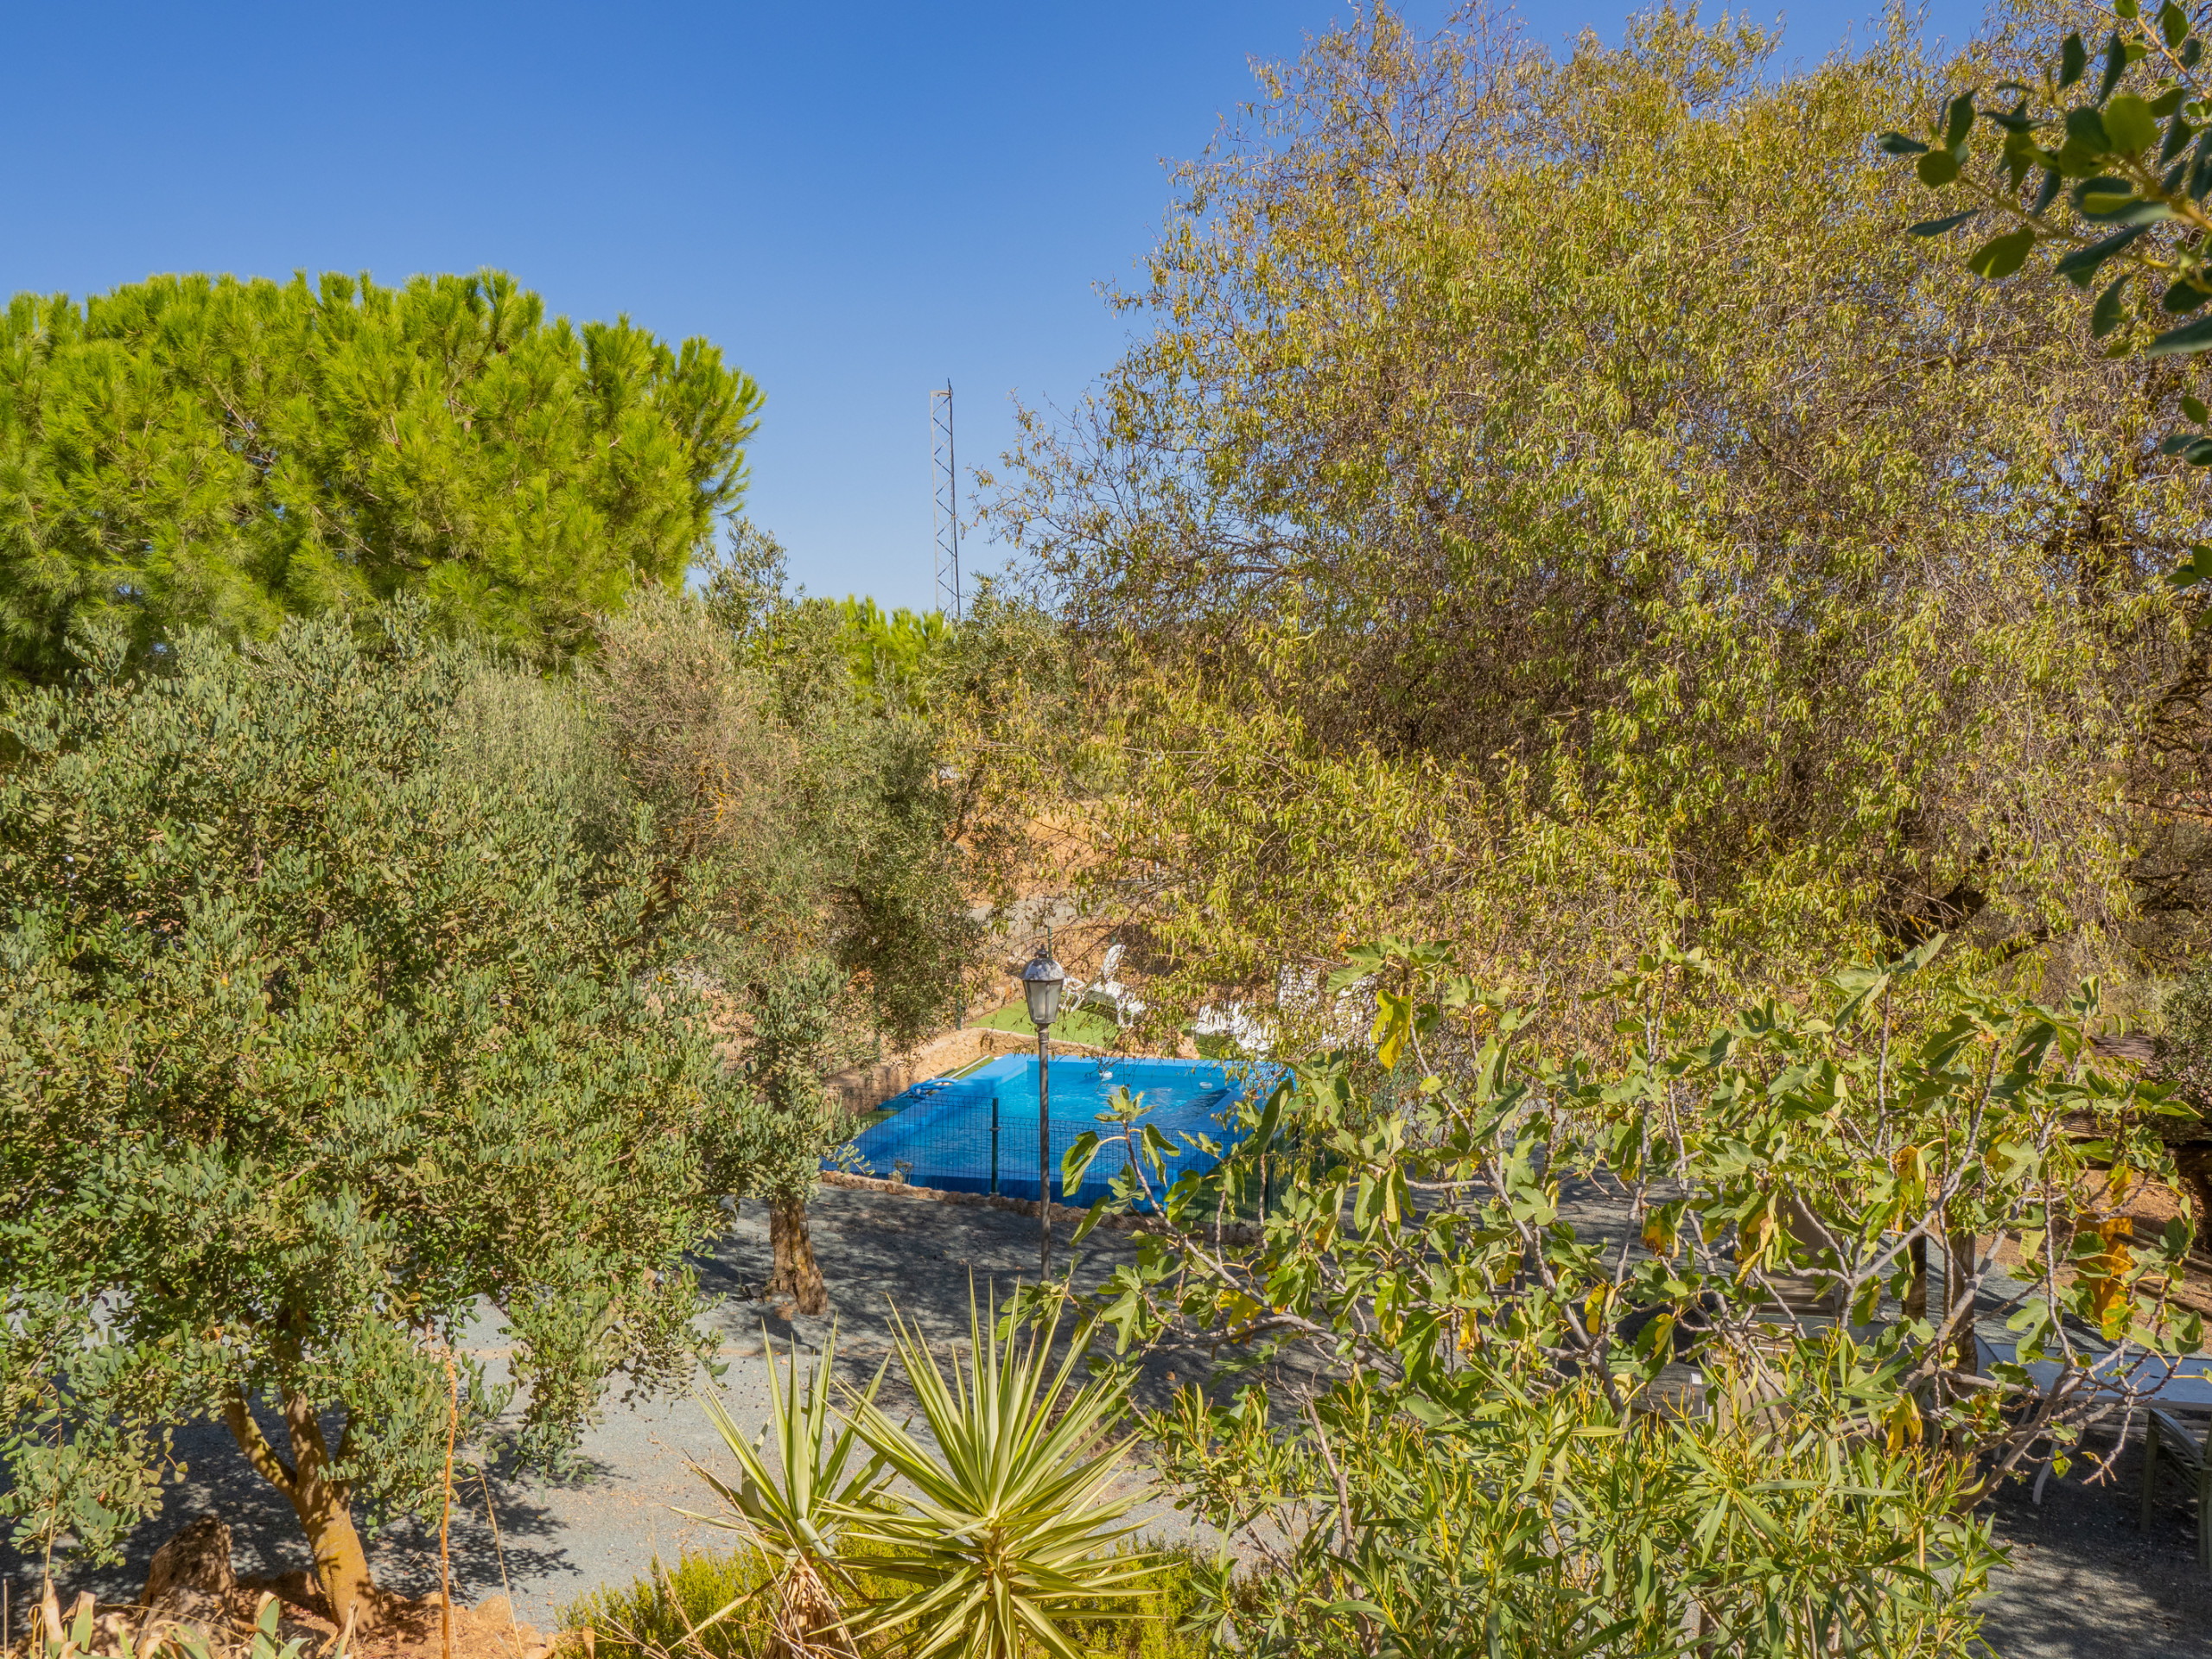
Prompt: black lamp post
<box><xmin>1021</xmin><ymin>943</ymin><xmax>1065</xmax><ymax>1274</ymax></box>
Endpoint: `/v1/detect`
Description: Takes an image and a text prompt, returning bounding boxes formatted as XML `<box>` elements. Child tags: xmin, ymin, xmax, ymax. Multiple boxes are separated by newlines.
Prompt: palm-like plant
<box><xmin>833</xmin><ymin>1289</ymin><xmax>1160</xmax><ymax>1659</ymax></box>
<box><xmin>681</xmin><ymin>1325</ymin><xmax>890</xmax><ymax>1657</ymax></box>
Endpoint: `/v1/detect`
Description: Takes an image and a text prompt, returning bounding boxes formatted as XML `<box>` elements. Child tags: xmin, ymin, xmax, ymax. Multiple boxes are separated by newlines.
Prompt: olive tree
<box><xmin>0</xmin><ymin>611</ymin><xmax>738</xmax><ymax>1624</ymax></box>
<box><xmin>587</xmin><ymin>582</ymin><xmax>981</xmax><ymax>1315</ymax></box>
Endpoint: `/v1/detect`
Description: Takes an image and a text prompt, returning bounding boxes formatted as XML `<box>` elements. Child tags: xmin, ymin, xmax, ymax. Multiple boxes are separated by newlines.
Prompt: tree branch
<box><xmin>223</xmin><ymin>1389</ymin><xmax>298</xmax><ymax>1498</ymax></box>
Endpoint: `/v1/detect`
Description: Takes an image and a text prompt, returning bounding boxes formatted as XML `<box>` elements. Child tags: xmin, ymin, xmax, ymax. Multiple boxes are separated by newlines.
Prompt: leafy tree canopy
<box><xmin>1065</xmin><ymin>938</ymin><xmax>2202</xmax><ymax>1657</ymax></box>
<box><xmin>987</xmin><ymin>0</ymin><xmax>2212</xmax><ymax>1014</ymax></box>
<box><xmin>0</xmin><ymin>269</ymin><xmax>761</xmax><ymax>682</ymax></box>
<box><xmin>585</xmin><ymin>569</ymin><xmax>1003</xmax><ymax>1311</ymax></box>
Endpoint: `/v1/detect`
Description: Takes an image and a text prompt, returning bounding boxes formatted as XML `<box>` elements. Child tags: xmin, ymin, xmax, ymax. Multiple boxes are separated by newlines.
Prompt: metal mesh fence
<box><xmin>827</xmin><ymin>1056</ymin><xmax>1270</xmax><ymax>1208</ymax></box>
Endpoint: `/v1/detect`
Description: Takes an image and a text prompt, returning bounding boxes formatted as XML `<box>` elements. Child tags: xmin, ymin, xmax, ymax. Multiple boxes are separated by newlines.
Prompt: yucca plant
<box><xmin>832</xmin><ymin>1288</ymin><xmax>1162</xmax><ymax>1659</ymax></box>
<box><xmin>680</xmin><ymin>1325</ymin><xmax>890</xmax><ymax>1657</ymax></box>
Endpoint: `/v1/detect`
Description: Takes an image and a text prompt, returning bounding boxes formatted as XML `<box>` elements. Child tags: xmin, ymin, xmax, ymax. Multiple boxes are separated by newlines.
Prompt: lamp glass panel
<box><xmin>1025</xmin><ymin>976</ymin><xmax>1062</xmax><ymax>1027</ymax></box>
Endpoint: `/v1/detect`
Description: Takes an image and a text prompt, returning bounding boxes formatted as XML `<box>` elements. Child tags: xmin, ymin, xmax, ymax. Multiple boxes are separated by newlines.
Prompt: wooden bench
<box><xmin>2142</xmin><ymin>1406</ymin><xmax>2212</xmax><ymax>1572</ymax></box>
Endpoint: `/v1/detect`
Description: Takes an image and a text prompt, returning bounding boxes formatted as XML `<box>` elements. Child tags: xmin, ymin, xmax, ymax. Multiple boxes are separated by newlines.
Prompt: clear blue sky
<box><xmin>0</xmin><ymin>1</ymin><xmax>1982</xmax><ymax>613</ymax></box>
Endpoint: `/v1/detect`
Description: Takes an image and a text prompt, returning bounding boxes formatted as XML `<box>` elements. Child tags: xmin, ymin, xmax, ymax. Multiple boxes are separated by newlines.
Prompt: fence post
<box><xmin>989</xmin><ymin>1093</ymin><xmax>1000</xmax><ymax>1197</ymax></box>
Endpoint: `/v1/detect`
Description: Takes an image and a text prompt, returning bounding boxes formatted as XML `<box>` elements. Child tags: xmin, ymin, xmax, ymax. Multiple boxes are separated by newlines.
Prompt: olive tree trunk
<box><xmin>767</xmin><ymin>1197</ymin><xmax>828</xmax><ymax>1315</ymax></box>
<box><xmin>223</xmin><ymin>1389</ymin><xmax>374</xmax><ymax>1629</ymax></box>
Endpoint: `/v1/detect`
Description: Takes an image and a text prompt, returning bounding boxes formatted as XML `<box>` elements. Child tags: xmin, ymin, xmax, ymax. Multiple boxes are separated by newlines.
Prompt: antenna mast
<box><xmin>931</xmin><ymin>382</ymin><xmax>962</xmax><ymax>620</ymax></box>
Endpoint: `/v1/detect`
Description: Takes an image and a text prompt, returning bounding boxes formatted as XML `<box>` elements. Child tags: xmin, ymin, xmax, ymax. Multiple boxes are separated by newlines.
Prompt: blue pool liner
<box><xmin>828</xmin><ymin>1054</ymin><xmax>1275</xmax><ymax>1208</ymax></box>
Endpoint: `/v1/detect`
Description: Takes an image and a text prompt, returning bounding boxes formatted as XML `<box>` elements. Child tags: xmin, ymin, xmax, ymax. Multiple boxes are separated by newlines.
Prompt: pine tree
<box><xmin>0</xmin><ymin>270</ymin><xmax>761</xmax><ymax>682</ymax></box>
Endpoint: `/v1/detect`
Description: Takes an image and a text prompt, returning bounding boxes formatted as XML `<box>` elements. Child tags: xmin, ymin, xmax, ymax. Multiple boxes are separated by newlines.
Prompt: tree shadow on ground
<box><xmin>0</xmin><ymin>1408</ymin><xmax>579</xmax><ymax>1637</ymax></box>
<box><xmin>1975</xmin><ymin>1437</ymin><xmax>2212</xmax><ymax>1659</ymax></box>
<box><xmin>709</xmin><ymin>1192</ymin><xmax>1191</xmax><ymax>1369</ymax></box>
<box><xmin>691</xmin><ymin>1185</ymin><xmax>1324</xmax><ymax>1427</ymax></box>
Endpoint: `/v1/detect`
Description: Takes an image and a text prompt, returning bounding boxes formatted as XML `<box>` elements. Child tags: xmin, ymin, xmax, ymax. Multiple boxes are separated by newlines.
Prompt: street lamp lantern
<box><xmin>1021</xmin><ymin>944</ymin><xmax>1065</xmax><ymax>1274</ymax></box>
<box><xmin>1021</xmin><ymin>949</ymin><xmax>1065</xmax><ymax>1028</ymax></box>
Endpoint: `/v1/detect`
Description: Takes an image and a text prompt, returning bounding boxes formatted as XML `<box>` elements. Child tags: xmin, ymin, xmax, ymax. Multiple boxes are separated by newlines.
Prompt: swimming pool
<box><xmin>828</xmin><ymin>1053</ymin><xmax>1270</xmax><ymax>1207</ymax></box>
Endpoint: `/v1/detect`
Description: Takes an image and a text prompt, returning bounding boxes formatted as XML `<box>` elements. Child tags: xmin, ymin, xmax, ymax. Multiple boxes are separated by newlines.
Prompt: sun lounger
<box><xmin>1075</xmin><ymin>944</ymin><xmax>1149</xmax><ymax>1028</ymax></box>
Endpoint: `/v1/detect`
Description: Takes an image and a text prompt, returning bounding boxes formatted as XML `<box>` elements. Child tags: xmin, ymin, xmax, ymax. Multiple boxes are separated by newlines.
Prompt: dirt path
<box><xmin>1980</xmin><ymin>1446</ymin><xmax>2211</xmax><ymax>1656</ymax></box>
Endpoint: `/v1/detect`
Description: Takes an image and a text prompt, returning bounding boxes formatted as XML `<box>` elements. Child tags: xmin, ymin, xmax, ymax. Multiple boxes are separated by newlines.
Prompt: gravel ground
<box><xmin>1979</xmin><ymin>1440</ymin><xmax>2212</xmax><ymax>1656</ymax></box>
<box><xmin>0</xmin><ymin>1186</ymin><xmax>1228</xmax><ymax>1633</ymax></box>
<box><xmin>5</xmin><ymin>1181</ymin><xmax>2210</xmax><ymax>1655</ymax></box>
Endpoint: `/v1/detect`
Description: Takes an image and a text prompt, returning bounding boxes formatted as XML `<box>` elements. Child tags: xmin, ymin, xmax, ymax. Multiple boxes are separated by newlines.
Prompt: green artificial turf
<box><xmin>974</xmin><ymin>1001</ymin><xmax>1123</xmax><ymax>1047</ymax></box>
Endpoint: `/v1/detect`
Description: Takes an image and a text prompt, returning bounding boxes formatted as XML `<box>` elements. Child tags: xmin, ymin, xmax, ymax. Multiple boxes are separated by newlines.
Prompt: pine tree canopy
<box><xmin>0</xmin><ymin>268</ymin><xmax>762</xmax><ymax>682</ymax></box>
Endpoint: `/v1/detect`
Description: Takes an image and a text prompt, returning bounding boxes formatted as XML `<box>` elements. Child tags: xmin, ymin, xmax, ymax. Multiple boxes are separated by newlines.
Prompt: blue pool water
<box><xmin>829</xmin><ymin>1054</ymin><xmax>1271</xmax><ymax>1207</ymax></box>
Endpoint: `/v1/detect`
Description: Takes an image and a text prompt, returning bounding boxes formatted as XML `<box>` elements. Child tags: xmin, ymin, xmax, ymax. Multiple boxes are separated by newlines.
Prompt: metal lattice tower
<box><xmin>931</xmin><ymin>382</ymin><xmax>962</xmax><ymax>620</ymax></box>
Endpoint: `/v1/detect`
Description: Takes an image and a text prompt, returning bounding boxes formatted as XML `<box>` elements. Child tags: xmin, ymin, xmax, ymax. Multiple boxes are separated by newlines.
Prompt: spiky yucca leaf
<box><xmin>833</xmin><ymin>1287</ymin><xmax>1160</xmax><ymax>1659</ymax></box>
<box><xmin>677</xmin><ymin>1325</ymin><xmax>889</xmax><ymax>1655</ymax></box>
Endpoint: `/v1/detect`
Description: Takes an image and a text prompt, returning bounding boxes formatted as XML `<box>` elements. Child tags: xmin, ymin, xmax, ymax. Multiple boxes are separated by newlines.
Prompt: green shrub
<box><xmin>563</xmin><ymin>1550</ymin><xmax>772</xmax><ymax>1659</ymax></box>
<box><xmin>563</xmin><ymin>1542</ymin><xmax>1213</xmax><ymax>1659</ymax></box>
